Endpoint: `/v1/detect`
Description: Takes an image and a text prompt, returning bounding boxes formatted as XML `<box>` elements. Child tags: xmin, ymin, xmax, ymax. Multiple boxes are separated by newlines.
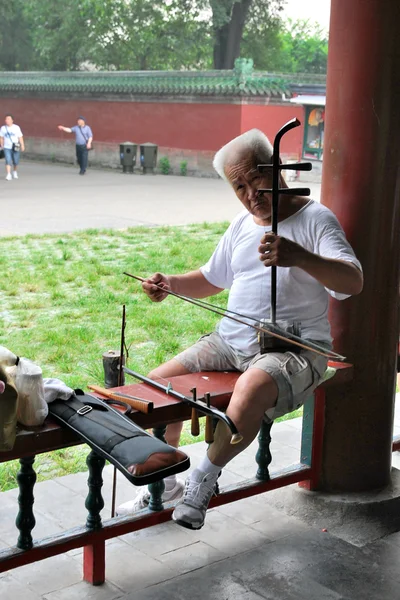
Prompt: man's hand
<box><xmin>259</xmin><ymin>233</ymin><xmax>363</xmax><ymax>295</ymax></box>
<box><xmin>259</xmin><ymin>233</ymin><xmax>307</xmax><ymax>268</ymax></box>
<box><xmin>142</xmin><ymin>273</ymin><xmax>170</xmax><ymax>302</ymax></box>
<box><xmin>57</xmin><ymin>125</ymin><xmax>64</xmax><ymax>131</ymax></box>
<box><xmin>86</xmin><ymin>142</ymin><xmax>92</xmax><ymax>150</ymax></box>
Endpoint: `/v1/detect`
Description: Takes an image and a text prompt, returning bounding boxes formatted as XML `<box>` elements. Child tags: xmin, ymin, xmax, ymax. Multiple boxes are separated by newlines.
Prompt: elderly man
<box><xmin>118</xmin><ymin>129</ymin><xmax>363</xmax><ymax>530</ymax></box>
<box><xmin>57</xmin><ymin>117</ymin><xmax>93</xmax><ymax>175</ymax></box>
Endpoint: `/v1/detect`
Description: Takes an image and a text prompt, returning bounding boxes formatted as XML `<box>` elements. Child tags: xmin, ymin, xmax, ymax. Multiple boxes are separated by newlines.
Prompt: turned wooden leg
<box><xmin>16</xmin><ymin>456</ymin><xmax>37</xmax><ymax>550</ymax></box>
<box><xmin>256</xmin><ymin>420</ymin><xmax>273</xmax><ymax>481</ymax></box>
<box><xmin>148</xmin><ymin>425</ymin><xmax>167</xmax><ymax>512</ymax></box>
<box><xmin>85</xmin><ymin>450</ymin><xmax>105</xmax><ymax>530</ymax></box>
<box><xmin>84</xmin><ymin>450</ymin><xmax>106</xmax><ymax>585</ymax></box>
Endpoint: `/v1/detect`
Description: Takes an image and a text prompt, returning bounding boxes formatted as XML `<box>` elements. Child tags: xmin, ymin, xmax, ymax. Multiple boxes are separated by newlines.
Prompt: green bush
<box><xmin>180</xmin><ymin>160</ymin><xmax>188</xmax><ymax>176</ymax></box>
<box><xmin>159</xmin><ymin>156</ymin><xmax>171</xmax><ymax>175</ymax></box>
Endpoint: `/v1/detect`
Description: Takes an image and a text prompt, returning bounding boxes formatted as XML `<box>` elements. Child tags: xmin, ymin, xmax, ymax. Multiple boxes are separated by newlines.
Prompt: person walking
<box><xmin>0</xmin><ymin>114</ymin><xmax>25</xmax><ymax>181</ymax></box>
<box><xmin>57</xmin><ymin>117</ymin><xmax>93</xmax><ymax>175</ymax></box>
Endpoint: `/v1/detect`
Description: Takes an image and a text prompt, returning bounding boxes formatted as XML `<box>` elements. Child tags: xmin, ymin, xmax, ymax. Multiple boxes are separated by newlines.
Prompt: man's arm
<box><xmin>0</xmin><ymin>136</ymin><xmax>3</xmax><ymax>148</ymax></box>
<box><xmin>58</xmin><ymin>125</ymin><xmax>72</xmax><ymax>133</ymax></box>
<box><xmin>19</xmin><ymin>135</ymin><xmax>25</xmax><ymax>152</ymax></box>
<box><xmin>294</xmin><ymin>252</ymin><xmax>363</xmax><ymax>295</ymax></box>
<box><xmin>86</xmin><ymin>136</ymin><xmax>93</xmax><ymax>149</ymax></box>
<box><xmin>259</xmin><ymin>234</ymin><xmax>363</xmax><ymax>296</ymax></box>
<box><xmin>142</xmin><ymin>270</ymin><xmax>223</xmax><ymax>302</ymax></box>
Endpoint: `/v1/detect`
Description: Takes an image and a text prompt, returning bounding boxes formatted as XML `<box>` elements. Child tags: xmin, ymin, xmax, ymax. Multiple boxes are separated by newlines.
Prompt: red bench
<box><xmin>0</xmin><ymin>363</ymin><xmax>353</xmax><ymax>585</ymax></box>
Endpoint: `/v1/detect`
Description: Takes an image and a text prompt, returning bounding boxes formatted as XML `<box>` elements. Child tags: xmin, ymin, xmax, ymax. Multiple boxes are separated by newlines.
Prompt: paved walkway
<box><xmin>0</xmin><ymin>161</ymin><xmax>322</xmax><ymax>236</ymax></box>
<box><xmin>1</xmin><ymin>404</ymin><xmax>400</xmax><ymax>599</ymax></box>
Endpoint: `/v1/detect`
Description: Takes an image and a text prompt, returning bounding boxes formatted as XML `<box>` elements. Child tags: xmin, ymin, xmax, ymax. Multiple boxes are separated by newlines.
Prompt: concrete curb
<box><xmin>263</xmin><ymin>468</ymin><xmax>400</xmax><ymax>546</ymax></box>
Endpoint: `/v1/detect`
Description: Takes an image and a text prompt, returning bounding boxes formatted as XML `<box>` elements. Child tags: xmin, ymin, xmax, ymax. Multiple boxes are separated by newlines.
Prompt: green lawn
<box><xmin>0</xmin><ymin>224</ymin><xmax>301</xmax><ymax>491</ymax></box>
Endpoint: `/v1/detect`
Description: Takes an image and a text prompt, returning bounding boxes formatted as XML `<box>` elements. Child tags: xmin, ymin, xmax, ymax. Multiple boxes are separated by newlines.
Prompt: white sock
<box><xmin>164</xmin><ymin>474</ymin><xmax>177</xmax><ymax>491</ymax></box>
<box><xmin>197</xmin><ymin>455</ymin><xmax>222</xmax><ymax>479</ymax></box>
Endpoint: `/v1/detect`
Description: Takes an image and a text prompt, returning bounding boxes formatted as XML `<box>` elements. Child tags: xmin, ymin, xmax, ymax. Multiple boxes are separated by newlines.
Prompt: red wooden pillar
<box><xmin>320</xmin><ymin>0</ymin><xmax>400</xmax><ymax>491</ymax></box>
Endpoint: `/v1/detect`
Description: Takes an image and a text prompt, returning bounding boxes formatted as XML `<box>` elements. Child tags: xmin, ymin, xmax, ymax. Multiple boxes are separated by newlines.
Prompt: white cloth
<box><xmin>43</xmin><ymin>378</ymin><xmax>73</xmax><ymax>404</ymax></box>
<box><xmin>0</xmin><ymin>124</ymin><xmax>23</xmax><ymax>149</ymax></box>
<box><xmin>200</xmin><ymin>200</ymin><xmax>362</xmax><ymax>355</ymax></box>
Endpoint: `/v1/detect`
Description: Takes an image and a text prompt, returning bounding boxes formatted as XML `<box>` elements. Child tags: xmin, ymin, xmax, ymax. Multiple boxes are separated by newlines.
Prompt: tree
<box><xmin>86</xmin><ymin>0</ymin><xmax>285</xmax><ymax>71</ymax></box>
<box><xmin>210</xmin><ymin>0</ymin><xmax>284</xmax><ymax>70</ymax></box>
<box><xmin>240</xmin><ymin>1</ymin><xmax>284</xmax><ymax>71</ymax></box>
<box><xmin>0</xmin><ymin>0</ymin><xmax>289</xmax><ymax>73</ymax></box>
<box><xmin>83</xmin><ymin>0</ymin><xmax>212</xmax><ymax>70</ymax></box>
<box><xmin>0</xmin><ymin>1</ymin><xmax>36</xmax><ymax>71</ymax></box>
<box><xmin>22</xmin><ymin>0</ymin><xmax>91</xmax><ymax>71</ymax></box>
<box><xmin>242</xmin><ymin>18</ymin><xmax>329</xmax><ymax>74</ymax></box>
<box><xmin>278</xmin><ymin>20</ymin><xmax>328</xmax><ymax>74</ymax></box>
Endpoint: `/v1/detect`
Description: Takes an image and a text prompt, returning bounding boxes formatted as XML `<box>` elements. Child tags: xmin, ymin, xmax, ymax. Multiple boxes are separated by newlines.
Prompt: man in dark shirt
<box><xmin>57</xmin><ymin>117</ymin><xmax>93</xmax><ymax>175</ymax></box>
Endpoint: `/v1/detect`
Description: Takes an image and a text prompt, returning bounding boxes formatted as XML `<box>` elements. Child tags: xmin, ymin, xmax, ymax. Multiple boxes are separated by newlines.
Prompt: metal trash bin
<box><xmin>140</xmin><ymin>143</ymin><xmax>158</xmax><ymax>174</ymax></box>
<box><xmin>120</xmin><ymin>142</ymin><xmax>137</xmax><ymax>173</ymax></box>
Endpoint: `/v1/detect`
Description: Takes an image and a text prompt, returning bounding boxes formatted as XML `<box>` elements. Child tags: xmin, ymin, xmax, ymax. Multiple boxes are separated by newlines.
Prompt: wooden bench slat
<box><xmin>0</xmin><ymin>363</ymin><xmax>354</xmax><ymax>462</ymax></box>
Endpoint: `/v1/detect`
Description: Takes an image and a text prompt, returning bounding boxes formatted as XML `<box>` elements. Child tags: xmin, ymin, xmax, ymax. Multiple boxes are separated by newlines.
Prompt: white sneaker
<box><xmin>5</xmin><ymin>173</ymin><xmax>12</xmax><ymax>181</ymax></box>
<box><xmin>172</xmin><ymin>469</ymin><xmax>218</xmax><ymax>530</ymax></box>
<box><xmin>12</xmin><ymin>172</ymin><xmax>18</xmax><ymax>179</ymax></box>
<box><xmin>116</xmin><ymin>478</ymin><xmax>185</xmax><ymax>516</ymax></box>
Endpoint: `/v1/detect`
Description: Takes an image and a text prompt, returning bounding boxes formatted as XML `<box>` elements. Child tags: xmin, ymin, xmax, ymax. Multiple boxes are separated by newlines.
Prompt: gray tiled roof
<box><xmin>0</xmin><ymin>59</ymin><xmax>326</xmax><ymax>98</ymax></box>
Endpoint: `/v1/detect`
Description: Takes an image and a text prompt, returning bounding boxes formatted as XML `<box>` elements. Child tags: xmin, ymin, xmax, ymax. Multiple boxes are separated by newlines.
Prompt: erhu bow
<box><xmin>123</xmin><ymin>272</ymin><xmax>345</xmax><ymax>361</ymax></box>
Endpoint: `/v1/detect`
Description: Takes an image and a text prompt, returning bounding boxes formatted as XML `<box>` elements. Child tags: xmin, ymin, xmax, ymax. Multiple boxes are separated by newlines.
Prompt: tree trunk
<box><xmin>213</xmin><ymin>0</ymin><xmax>253</xmax><ymax>69</ymax></box>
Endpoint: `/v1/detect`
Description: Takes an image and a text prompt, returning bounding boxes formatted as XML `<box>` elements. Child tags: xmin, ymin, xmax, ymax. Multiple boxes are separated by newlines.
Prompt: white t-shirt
<box><xmin>0</xmin><ymin>124</ymin><xmax>23</xmax><ymax>149</ymax></box>
<box><xmin>200</xmin><ymin>200</ymin><xmax>362</xmax><ymax>356</ymax></box>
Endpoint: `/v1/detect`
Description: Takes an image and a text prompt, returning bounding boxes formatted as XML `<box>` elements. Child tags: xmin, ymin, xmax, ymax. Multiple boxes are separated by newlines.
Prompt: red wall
<box><xmin>240</xmin><ymin>104</ymin><xmax>304</xmax><ymax>157</ymax></box>
<box><xmin>4</xmin><ymin>98</ymin><xmax>242</xmax><ymax>151</ymax></box>
<box><xmin>2</xmin><ymin>97</ymin><xmax>304</xmax><ymax>155</ymax></box>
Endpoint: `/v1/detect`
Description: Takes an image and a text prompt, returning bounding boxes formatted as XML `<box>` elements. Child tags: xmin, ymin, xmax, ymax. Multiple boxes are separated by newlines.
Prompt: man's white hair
<box><xmin>213</xmin><ymin>129</ymin><xmax>273</xmax><ymax>182</ymax></box>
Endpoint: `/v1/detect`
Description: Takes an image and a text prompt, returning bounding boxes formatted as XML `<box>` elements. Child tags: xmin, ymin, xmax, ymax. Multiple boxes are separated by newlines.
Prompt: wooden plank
<box><xmin>0</xmin><ymin>364</ymin><xmax>354</xmax><ymax>463</ymax></box>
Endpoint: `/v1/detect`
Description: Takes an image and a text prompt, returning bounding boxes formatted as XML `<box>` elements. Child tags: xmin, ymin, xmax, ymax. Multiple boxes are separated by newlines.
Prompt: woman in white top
<box><xmin>0</xmin><ymin>114</ymin><xmax>25</xmax><ymax>181</ymax></box>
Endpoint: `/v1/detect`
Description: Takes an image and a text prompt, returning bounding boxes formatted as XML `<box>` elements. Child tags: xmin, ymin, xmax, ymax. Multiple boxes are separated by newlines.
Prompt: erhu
<box><xmin>257</xmin><ymin>118</ymin><xmax>312</xmax><ymax>354</ymax></box>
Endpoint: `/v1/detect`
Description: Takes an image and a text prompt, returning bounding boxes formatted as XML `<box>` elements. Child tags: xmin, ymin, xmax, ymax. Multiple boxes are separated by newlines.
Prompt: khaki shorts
<box><xmin>174</xmin><ymin>331</ymin><xmax>329</xmax><ymax>422</ymax></box>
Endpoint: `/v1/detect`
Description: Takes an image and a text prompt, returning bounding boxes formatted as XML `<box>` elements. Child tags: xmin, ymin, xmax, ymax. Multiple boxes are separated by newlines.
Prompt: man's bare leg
<box><xmin>172</xmin><ymin>368</ymin><xmax>278</xmax><ymax>529</ymax></box>
<box><xmin>208</xmin><ymin>368</ymin><xmax>278</xmax><ymax>466</ymax></box>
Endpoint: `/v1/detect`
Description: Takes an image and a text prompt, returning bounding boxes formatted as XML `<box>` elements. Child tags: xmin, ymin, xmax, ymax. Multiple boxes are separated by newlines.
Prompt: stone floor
<box><xmin>1</xmin><ymin>398</ymin><xmax>400</xmax><ymax>600</ymax></box>
<box><xmin>0</xmin><ymin>161</ymin><xmax>322</xmax><ymax>236</ymax></box>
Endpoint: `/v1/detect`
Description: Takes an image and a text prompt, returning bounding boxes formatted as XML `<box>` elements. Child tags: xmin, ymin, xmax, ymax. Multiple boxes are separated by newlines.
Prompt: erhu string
<box><xmin>123</xmin><ymin>272</ymin><xmax>345</xmax><ymax>361</ymax></box>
